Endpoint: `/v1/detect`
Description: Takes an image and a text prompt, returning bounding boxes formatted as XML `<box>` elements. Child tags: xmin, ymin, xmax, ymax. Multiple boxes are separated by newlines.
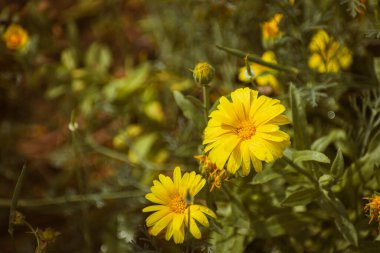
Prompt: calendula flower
<box><xmin>195</xmin><ymin>154</ymin><xmax>229</xmax><ymax>191</ymax></box>
<box><xmin>261</xmin><ymin>13</ymin><xmax>283</xmax><ymax>48</ymax></box>
<box><xmin>143</xmin><ymin>167</ymin><xmax>216</xmax><ymax>244</ymax></box>
<box><xmin>203</xmin><ymin>88</ymin><xmax>290</xmax><ymax>175</ymax></box>
<box><xmin>364</xmin><ymin>194</ymin><xmax>380</xmax><ymax>228</ymax></box>
<box><xmin>308</xmin><ymin>30</ymin><xmax>352</xmax><ymax>73</ymax></box>
<box><xmin>238</xmin><ymin>51</ymin><xmax>281</xmax><ymax>94</ymax></box>
<box><xmin>2</xmin><ymin>24</ymin><xmax>29</xmax><ymax>50</ymax></box>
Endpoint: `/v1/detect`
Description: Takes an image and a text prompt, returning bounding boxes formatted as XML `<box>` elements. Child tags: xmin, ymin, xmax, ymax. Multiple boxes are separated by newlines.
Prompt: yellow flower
<box><xmin>261</xmin><ymin>13</ymin><xmax>283</xmax><ymax>47</ymax></box>
<box><xmin>2</xmin><ymin>24</ymin><xmax>29</xmax><ymax>50</ymax></box>
<box><xmin>203</xmin><ymin>88</ymin><xmax>290</xmax><ymax>175</ymax></box>
<box><xmin>238</xmin><ymin>51</ymin><xmax>280</xmax><ymax>94</ymax></box>
<box><xmin>308</xmin><ymin>30</ymin><xmax>352</xmax><ymax>73</ymax></box>
<box><xmin>143</xmin><ymin>167</ymin><xmax>216</xmax><ymax>244</ymax></box>
<box><xmin>289</xmin><ymin>0</ymin><xmax>295</xmax><ymax>5</ymax></box>
<box><xmin>364</xmin><ymin>194</ymin><xmax>380</xmax><ymax>229</ymax></box>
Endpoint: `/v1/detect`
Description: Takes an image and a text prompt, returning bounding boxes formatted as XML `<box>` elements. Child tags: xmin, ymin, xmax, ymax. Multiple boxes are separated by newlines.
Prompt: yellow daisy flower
<box><xmin>143</xmin><ymin>167</ymin><xmax>216</xmax><ymax>244</ymax></box>
<box><xmin>238</xmin><ymin>51</ymin><xmax>281</xmax><ymax>93</ymax></box>
<box><xmin>203</xmin><ymin>88</ymin><xmax>290</xmax><ymax>175</ymax></box>
<box><xmin>308</xmin><ymin>30</ymin><xmax>352</xmax><ymax>73</ymax></box>
<box><xmin>261</xmin><ymin>13</ymin><xmax>283</xmax><ymax>48</ymax></box>
<box><xmin>364</xmin><ymin>194</ymin><xmax>380</xmax><ymax>229</ymax></box>
<box><xmin>2</xmin><ymin>24</ymin><xmax>29</xmax><ymax>50</ymax></box>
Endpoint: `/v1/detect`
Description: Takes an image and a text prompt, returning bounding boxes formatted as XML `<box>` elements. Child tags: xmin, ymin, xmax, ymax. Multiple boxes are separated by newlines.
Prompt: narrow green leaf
<box><xmin>331</xmin><ymin>149</ymin><xmax>344</xmax><ymax>178</ymax></box>
<box><xmin>251</xmin><ymin>167</ymin><xmax>282</xmax><ymax>185</ymax></box>
<box><xmin>216</xmin><ymin>45</ymin><xmax>299</xmax><ymax>74</ymax></box>
<box><xmin>281</xmin><ymin>187</ymin><xmax>318</xmax><ymax>207</ymax></box>
<box><xmin>290</xmin><ymin>84</ymin><xmax>310</xmax><ymax>150</ymax></box>
<box><xmin>173</xmin><ymin>91</ymin><xmax>204</xmax><ymax>129</ymax></box>
<box><xmin>293</xmin><ymin>150</ymin><xmax>330</xmax><ymax>164</ymax></box>
<box><xmin>8</xmin><ymin>164</ymin><xmax>27</xmax><ymax>236</ymax></box>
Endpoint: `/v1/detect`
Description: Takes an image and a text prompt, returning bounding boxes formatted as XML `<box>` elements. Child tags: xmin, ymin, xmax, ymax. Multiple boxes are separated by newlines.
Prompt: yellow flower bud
<box><xmin>192</xmin><ymin>62</ymin><xmax>215</xmax><ymax>85</ymax></box>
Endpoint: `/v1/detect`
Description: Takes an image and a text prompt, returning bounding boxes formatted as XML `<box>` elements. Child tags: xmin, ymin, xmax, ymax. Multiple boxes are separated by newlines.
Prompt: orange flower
<box><xmin>3</xmin><ymin>24</ymin><xmax>29</xmax><ymax>50</ymax></box>
<box><xmin>364</xmin><ymin>194</ymin><xmax>380</xmax><ymax>228</ymax></box>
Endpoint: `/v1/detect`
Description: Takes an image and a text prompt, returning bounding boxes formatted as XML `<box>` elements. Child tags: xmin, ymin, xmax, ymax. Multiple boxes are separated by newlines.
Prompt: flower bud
<box><xmin>193</xmin><ymin>62</ymin><xmax>215</xmax><ymax>85</ymax></box>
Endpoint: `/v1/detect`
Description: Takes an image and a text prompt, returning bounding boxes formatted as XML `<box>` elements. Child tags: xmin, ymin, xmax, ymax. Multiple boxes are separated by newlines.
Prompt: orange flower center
<box><xmin>237</xmin><ymin>121</ymin><xmax>256</xmax><ymax>140</ymax></box>
<box><xmin>169</xmin><ymin>194</ymin><xmax>187</xmax><ymax>214</ymax></box>
<box><xmin>9</xmin><ymin>34</ymin><xmax>22</xmax><ymax>45</ymax></box>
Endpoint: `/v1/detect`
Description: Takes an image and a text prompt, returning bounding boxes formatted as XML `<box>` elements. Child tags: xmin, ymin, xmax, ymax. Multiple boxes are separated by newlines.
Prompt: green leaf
<box><xmin>103</xmin><ymin>63</ymin><xmax>150</xmax><ymax>101</ymax></box>
<box><xmin>173</xmin><ymin>91</ymin><xmax>204</xmax><ymax>129</ymax></box>
<box><xmin>263</xmin><ymin>213</ymin><xmax>313</xmax><ymax>237</ymax></box>
<box><xmin>216</xmin><ymin>45</ymin><xmax>299</xmax><ymax>74</ymax></box>
<box><xmin>290</xmin><ymin>84</ymin><xmax>310</xmax><ymax>150</ymax></box>
<box><xmin>293</xmin><ymin>150</ymin><xmax>330</xmax><ymax>164</ymax></box>
<box><xmin>331</xmin><ymin>149</ymin><xmax>344</xmax><ymax>179</ymax></box>
<box><xmin>85</xmin><ymin>42</ymin><xmax>112</xmax><ymax>73</ymax></box>
<box><xmin>319</xmin><ymin>189</ymin><xmax>358</xmax><ymax>247</ymax></box>
<box><xmin>281</xmin><ymin>187</ymin><xmax>318</xmax><ymax>207</ymax></box>
<box><xmin>61</xmin><ymin>48</ymin><xmax>77</xmax><ymax>70</ymax></box>
<box><xmin>311</xmin><ymin>129</ymin><xmax>346</xmax><ymax>152</ymax></box>
<box><xmin>251</xmin><ymin>167</ymin><xmax>282</xmax><ymax>185</ymax></box>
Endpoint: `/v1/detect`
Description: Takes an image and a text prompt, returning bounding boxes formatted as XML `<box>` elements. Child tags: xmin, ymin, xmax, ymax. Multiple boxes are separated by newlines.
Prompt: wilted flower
<box><xmin>238</xmin><ymin>51</ymin><xmax>281</xmax><ymax>94</ymax></box>
<box><xmin>143</xmin><ymin>167</ymin><xmax>216</xmax><ymax>244</ymax></box>
<box><xmin>2</xmin><ymin>24</ymin><xmax>29</xmax><ymax>50</ymax></box>
<box><xmin>193</xmin><ymin>62</ymin><xmax>215</xmax><ymax>85</ymax></box>
<box><xmin>203</xmin><ymin>88</ymin><xmax>290</xmax><ymax>175</ymax></box>
<box><xmin>308</xmin><ymin>30</ymin><xmax>352</xmax><ymax>73</ymax></box>
<box><xmin>195</xmin><ymin>154</ymin><xmax>229</xmax><ymax>191</ymax></box>
<box><xmin>261</xmin><ymin>13</ymin><xmax>283</xmax><ymax>48</ymax></box>
<box><xmin>364</xmin><ymin>194</ymin><xmax>380</xmax><ymax>228</ymax></box>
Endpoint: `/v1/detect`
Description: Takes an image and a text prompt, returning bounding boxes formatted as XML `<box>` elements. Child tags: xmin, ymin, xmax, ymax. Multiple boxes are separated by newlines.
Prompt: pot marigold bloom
<box><xmin>238</xmin><ymin>51</ymin><xmax>280</xmax><ymax>94</ymax></box>
<box><xmin>203</xmin><ymin>88</ymin><xmax>290</xmax><ymax>175</ymax></box>
<box><xmin>143</xmin><ymin>167</ymin><xmax>216</xmax><ymax>244</ymax></box>
<box><xmin>364</xmin><ymin>194</ymin><xmax>380</xmax><ymax>228</ymax></box>
<box><xmin>261</xmin><ymin>13</ymin><xmax>283</xmax><ymax>48</ymax></box>
<box><xmin>2</xmin><ymin>24</ymin><xmax>29</xmax><ymax>50</ymax></box>
<box><xmin>308</xmin><ymin>30</ymin><xmax>352</xmax><ymax>73</ymax></box>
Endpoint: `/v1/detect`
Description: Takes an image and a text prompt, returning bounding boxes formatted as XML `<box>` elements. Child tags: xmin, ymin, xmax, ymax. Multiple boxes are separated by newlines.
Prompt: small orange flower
<box><xmin>364</xmin><ymin>194</ymin><xmax>380</xmax><ymax>228</ymax></box>
<box><xmin>2</xmin><ymin>24</ymin><xmax>29</xmax><ymax>50</ymax></box>
<box><xmin>195</xmin><ymin>154</ymin><xmax>229</xmax><ymax>191</ymax></box>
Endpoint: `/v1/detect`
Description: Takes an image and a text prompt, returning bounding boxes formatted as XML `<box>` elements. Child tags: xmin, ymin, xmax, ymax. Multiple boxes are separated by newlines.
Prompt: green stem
<box><xmin>281</xmin><ymin>156</ymin><xmax>318</xmax><ymax>186</ymax></box>
<box><xmin>203</xmin><ymin>85</ymin><xmax>210</xmax><ymax>124</ymax></box>
<box><xmin>0</xmin><ymin>191</ymin><xmax>142</xmax><ymax>207</ymax></box>
<box><xmin>216</xmin><ymin>45</ymin><xmax>299</xmax><ymax>74</ymax></box>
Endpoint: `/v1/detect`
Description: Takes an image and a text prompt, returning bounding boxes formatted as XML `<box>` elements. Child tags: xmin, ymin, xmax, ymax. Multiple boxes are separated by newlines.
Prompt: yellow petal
<box><xmin>266</xmin><ymin>115</ymin><xmax>291</xmax><ymax>125</ymax></box>
<box><xmin>208</xmin><ymin>134</ymin><xmax>241</xmax><ymax>169</ymax></box>
<box><xmin>227</xmin><ymin>147</ymin><xmax>242</xmax><ymax>174</ymax></box>
<box><xmin>197</xmin><ymin>205</ymin><xmax>217</xmax><ymax>218</ymax></box>
<box><xmin>150</xmin><ymin>212</ymin><xmax>174</xmax><ymax>236</ymax></box>
<box><xmin>173</xmin><ymin>224</ymin><xmax>185</xmax><ymax>244</ymax></box>
<box><xmin>256</xmin><ymin>124</ymin><xmax>280</xmax><ymax>133</ymax></box>
<box><xmin>145</xmin><ymin>193</ymin><xmax>165</xmax><ymax>205</ymax></box>
<box><xmin>146</xmin><ymin>207</ymin><xmax>171</xmax><ymax>227</ymax></box>
<box><xmin>165</xmin><ymin>220</ymin><xmax>174</xmax><ymax>241</ymax></box>
<box><xmin>173</xmin><ymin>166</ymin><xmax>182</xmax><ymax>189</ymax></box>
<box><xmin>172</xmin><ymin>214</ymin><xmax>185</xmax><ymax>231</ymax></box>
<box><xmin>143</xmin><ymin>205</ymin><xmax>165</xmax><ymax>213</ymax></box>
<box><xmin>190</xmin><ymin>209</ymin><xmax>210</xmax><ymax>227</ymax></box>
<box><xmin>240</xmin><ymin>141</ymin><xmax>251</xmax><ymax>176</ymax></box>
<box><xmin>189</xmin><ymin>218</ymin><xmax>201</xmax><ymax>239</ymax></box>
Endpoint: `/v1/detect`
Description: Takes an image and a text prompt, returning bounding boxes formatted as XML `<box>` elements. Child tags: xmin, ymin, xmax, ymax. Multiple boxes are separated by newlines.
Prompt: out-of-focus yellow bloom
<box><xmin>2</xmin><ymin>24</ymin><xmax>29</xmax><ymax>50</ymax></box>
<box><xmin>289</xmin><ymin>0</ymin><xmax>295</xmax><ymax>6</ymax></box>
<box><xmin>238</xmin><ymin>51</ymin><xmax>281</xmax><ymax>94</ymax></box>
<box><xmin>113</xmin><ymin>124</ymin><xmax>142</xmax><ymax>149</ymax></box>
<box><xmin>364</xmin><ymin>194</ymin><xmax>380</xmax><ymax>229</ymax></box>
<box><xmin>203</xmin><ymin>88</ymin><xmax>291</xmax><ymax>176</ymax></box>
<box><xmin>195</xmin><ymin>154</ymin><xmax>229</xmax><ymax>191</ymax></box>
<box><xmin>308</xmin><ymin>30</ymin><xmax>352</xmax><ymax>73</ymax></box>
<box><xmin>143</xmin><ymin>167</ymin><xmax>216</xmax><ymax>244</ymax></box>
<box><xmin>261</xmin><ymin>13</ymin><xmax>283</xmax><ymax>48</ymax></box>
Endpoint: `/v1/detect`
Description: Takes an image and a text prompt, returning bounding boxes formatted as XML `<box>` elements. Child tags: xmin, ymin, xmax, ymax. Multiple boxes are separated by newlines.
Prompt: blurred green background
<box><xmin>1</xmin><ymin>0</ymin><xmax>380</xmax><ymax>252</ymax></box>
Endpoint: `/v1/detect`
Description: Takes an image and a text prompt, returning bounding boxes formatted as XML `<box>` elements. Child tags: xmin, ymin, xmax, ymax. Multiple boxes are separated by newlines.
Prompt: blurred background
<box><xmin>1</xmin><ymin>0</ymin><xmax>380</xmax><ymax>252</ymax></box>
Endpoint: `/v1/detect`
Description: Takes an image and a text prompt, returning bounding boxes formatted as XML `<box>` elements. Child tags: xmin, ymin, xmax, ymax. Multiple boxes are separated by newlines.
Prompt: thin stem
<box><xmin>203</xmin><ymin>85</ymin><xmax>210</xmax><ymax>124</ymax></box>
<box><xmin>0</xmin><ymin>191</ymin><xmax>142</xmax><ymax>207</ymax></box>
<box><xmin>281</xmin><ymin>156</ymin><xmax>318</xmax><ymax>186</ymax></box>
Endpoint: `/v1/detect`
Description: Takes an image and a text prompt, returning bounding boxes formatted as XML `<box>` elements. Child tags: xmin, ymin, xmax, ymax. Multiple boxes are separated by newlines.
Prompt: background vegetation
<box><xmin>1</xmin><ymin>0</ymin><xmax>380</xmax><ymax>252</ymax></box>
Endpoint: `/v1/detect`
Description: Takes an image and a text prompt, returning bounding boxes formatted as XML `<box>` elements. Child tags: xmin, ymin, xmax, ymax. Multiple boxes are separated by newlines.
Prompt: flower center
<box><xmin>9</xmin><ymin>34</ymin><xmax>21</xmax><ymax>45</ymax></box>
<box><xmin>169</xmin><ymin>194</ymin><xmax>187</xmax><ymax>214</ymax></box>
<box><xmin>237</xmin><ymin>121</ymin><xmax>256</xmax><ymax>140</ymax></box>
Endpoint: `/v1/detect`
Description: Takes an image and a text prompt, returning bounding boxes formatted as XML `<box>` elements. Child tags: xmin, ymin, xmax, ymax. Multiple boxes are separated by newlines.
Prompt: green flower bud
<box><xmin>193</xmin><ymin>62</ymin><xmax>215</xmax><ymax>85</ymax></box>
